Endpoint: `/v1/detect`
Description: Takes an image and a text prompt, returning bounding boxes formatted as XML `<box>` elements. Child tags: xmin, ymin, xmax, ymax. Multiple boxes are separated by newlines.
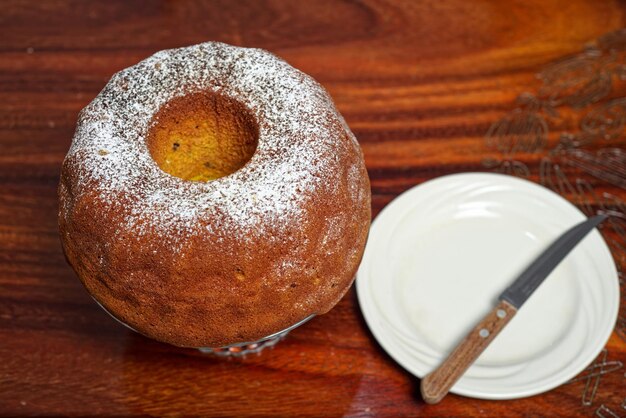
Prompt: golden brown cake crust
<box><xmin>58</xmin><ymin>42</ymin><xmax>371</xmax><ymax>348</ymax></box>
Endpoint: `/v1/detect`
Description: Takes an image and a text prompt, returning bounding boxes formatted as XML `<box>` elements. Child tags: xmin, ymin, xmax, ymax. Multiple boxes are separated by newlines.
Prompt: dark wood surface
<box><xmin>1</xmin><ymin>1</ymin><xmax>625</xmax><ymax>416</ymax></box>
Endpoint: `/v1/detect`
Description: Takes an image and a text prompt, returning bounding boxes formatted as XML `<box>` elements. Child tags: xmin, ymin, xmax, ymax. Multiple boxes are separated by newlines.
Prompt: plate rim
<box><xmin>356</xmin><ymin>172</ymin><xmax>620</xmax><ymax>400</ymax></box>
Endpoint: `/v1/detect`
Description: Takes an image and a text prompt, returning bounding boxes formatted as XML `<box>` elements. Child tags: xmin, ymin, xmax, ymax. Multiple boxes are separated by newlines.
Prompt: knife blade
<box><xmin>420</xmin><ymin>214</ymin><xmax>608</xmax><ymax>404</ymax></box>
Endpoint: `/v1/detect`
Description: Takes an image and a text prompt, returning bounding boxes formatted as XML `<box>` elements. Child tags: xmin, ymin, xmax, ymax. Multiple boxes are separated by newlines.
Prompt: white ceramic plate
<box><xmin>356</xmin><ymin>173</ymin><xmax>620</xmax><ymax>400</ymax></box>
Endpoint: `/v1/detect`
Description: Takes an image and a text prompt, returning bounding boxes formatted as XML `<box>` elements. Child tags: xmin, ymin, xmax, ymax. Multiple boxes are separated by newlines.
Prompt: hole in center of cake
<box><xmin>147</xmin><ymin>91</ymin><xmax>259</xmax><ymax>182</ymax></box>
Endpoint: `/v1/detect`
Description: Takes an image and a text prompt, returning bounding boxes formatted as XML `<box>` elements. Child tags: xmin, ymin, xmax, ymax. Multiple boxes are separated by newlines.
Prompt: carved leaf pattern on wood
<box><xmin>2</xmin><ymin>2</ymin><xmax>625</xmax><ymax>416</ymax></box>
<box><xmin>483</xmin><ymin>28</ymin><xmax>626</xmax><ymax>414</ymax></box>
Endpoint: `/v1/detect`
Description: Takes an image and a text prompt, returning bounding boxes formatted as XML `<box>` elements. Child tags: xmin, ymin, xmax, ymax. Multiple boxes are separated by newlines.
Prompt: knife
<box><xmin>420</xmin><ymin>214</ymin><xmax>608</xmax><ymax>404</ymax></box>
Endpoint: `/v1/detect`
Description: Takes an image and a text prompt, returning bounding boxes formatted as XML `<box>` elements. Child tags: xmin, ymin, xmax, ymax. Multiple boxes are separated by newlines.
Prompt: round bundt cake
<box><xmin>58</xmin><ymin>42</ymin><xmax>371</xmax><ymax>348</ymax></box>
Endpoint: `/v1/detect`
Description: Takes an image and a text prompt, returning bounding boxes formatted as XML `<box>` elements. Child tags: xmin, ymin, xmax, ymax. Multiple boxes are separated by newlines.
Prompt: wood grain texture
<box><xmin>421</xmin><ymin>301</ymin><xmax>517</xmax><ymax>404</ymax></box>
<box><xmin>1</xmin><ymin>1</ymin><xmax>625</xmax><ymax>417</ymax></box>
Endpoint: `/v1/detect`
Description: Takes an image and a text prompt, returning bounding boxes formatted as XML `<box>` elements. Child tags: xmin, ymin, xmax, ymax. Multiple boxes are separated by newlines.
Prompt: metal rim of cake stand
<box><xmin>198</xmin><ymin>314</ymin><xmax>316</xmax><ymax>356</ymax></box>
<box><xmin>94</xmin><ymin>297</ymin><xmax>314</xmax><ymax>356</ymax></box>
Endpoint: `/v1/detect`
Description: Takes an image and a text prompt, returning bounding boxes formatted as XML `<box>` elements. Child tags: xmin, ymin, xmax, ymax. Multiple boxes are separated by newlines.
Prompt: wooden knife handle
<box><xmin>420</xmin><ymin>300</ymin><xmax>518</xmax><ymax>404</ymax></box>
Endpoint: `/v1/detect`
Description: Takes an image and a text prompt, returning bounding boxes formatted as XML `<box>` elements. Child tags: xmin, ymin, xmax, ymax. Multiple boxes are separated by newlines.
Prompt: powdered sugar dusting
<box><xmin>65</xmin><ymin>42</ymin><xmax>348</xmax><ymax>251</ymax></box>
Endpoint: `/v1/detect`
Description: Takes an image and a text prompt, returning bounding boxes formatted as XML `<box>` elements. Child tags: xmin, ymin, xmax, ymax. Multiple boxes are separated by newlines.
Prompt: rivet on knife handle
<box><xmin>419</xmin><ymin>214</ymin><xmax>607</xmax><ymax>404</ymax></box>
<box><xmin>420</xmin><ymin>300</ymin><xmax>517</xmax><ymax>404</ymax></box>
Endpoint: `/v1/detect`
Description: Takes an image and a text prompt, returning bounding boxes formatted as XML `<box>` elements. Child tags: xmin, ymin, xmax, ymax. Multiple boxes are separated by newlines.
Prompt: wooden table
<box><xmin>1</xmin><ymin>1</ymin><xmax>625</xmax><ymax>416</ymax></box>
